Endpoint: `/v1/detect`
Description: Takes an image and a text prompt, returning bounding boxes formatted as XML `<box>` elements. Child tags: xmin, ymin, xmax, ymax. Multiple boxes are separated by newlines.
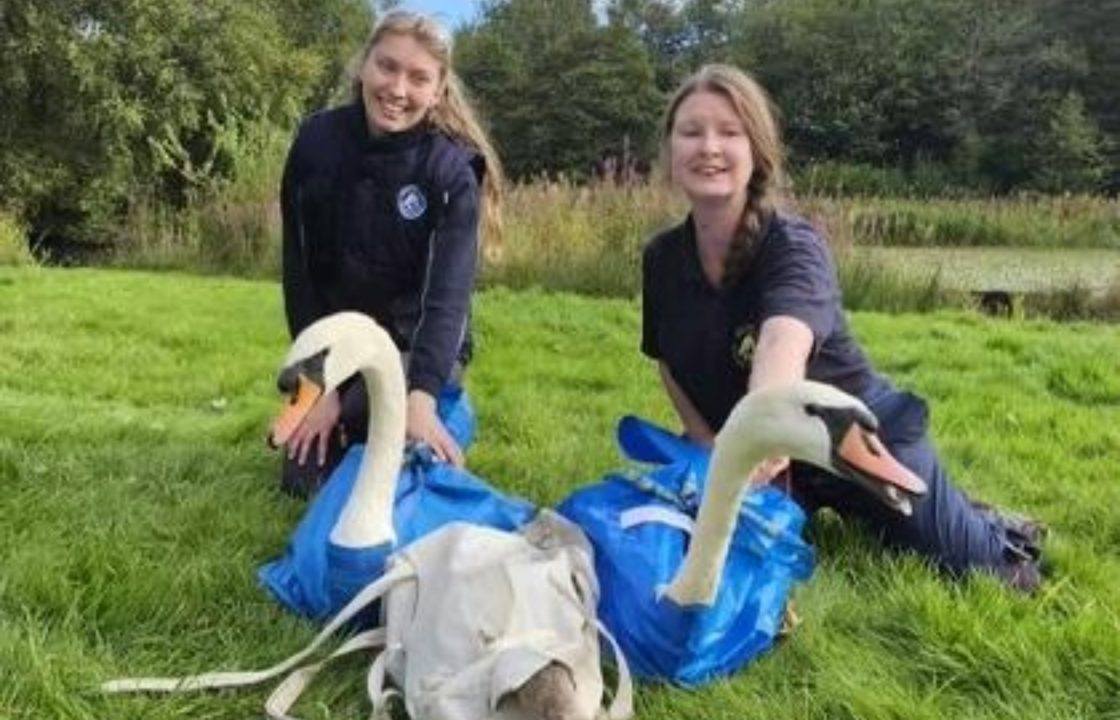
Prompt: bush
<box><xmin>0</xmin><ymin>0</ymin><xmax>368</xmax><ymax>247</ymax></box>
<box><xmin>0</xmin><ymin>211</ymin><xmax>33</xmax><ymax>267</ymax></box>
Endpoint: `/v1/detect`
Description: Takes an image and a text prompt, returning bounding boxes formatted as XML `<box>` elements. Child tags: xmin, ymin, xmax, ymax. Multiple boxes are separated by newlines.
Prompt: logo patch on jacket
<box><xmin>732</xmin><ymin>323</ymin><xmax>757</xmax><ymax>368</ymax></box>
<box><xmin>397</xmin><ymin>184</ymin><xmax>428</xmax><ymax>220</ymax></box>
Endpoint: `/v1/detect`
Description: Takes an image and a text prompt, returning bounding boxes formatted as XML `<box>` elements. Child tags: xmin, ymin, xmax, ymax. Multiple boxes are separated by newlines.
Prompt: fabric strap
<box><xmin>101</xmin><ymin>562</ymin><xmax>413</xmax><ymax>696</ymax></box>
<box><xmin>366</xmin><ymin>641</ymin><xmax>402</xmax><ymax>718</ymax></box>
<box><xmin>568</xmin><ymin>566</ymin><xmax>633</xmax><ymax>720</ymax></box>
<box><xmin>596</xmin><ymin>617</ymin><xmax>633</xmax><ymax>720</ymax></box>
<box><xmin>264</xmin><ymin>628</ymin><xmax>386</xmax><ymax>720</ymax></box>
<box><xmin>619</xmin><ymin>504</ymin><xmax>694</xmax><ymax>534</ymax></box>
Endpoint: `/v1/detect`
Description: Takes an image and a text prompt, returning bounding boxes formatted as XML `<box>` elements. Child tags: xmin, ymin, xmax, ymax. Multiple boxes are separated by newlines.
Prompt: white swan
<box><xmin>268</xmin><ymin>311</ymin><xmax>405</xmax><ymax>549</ymax></box>
<box><xmin>267</xmin><ymin>312</ymin><xmax>593</xmax><ymax>720</ymax></box>
<box><xmin>664</xmin><ymin>380</ymin><xmax>928</xmax><ymax>607</ymax></box>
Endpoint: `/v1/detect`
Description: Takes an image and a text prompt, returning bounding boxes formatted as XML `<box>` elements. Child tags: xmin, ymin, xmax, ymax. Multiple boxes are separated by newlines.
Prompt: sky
<box><xmin>386</xmin><ymin>1</ymin><xmax>612</xmax><ymax>29</ymax></box>
<box><xmin>392</xmin><ymin>0</ymin><xmax>480</xmax><ymax>28</ymax></box>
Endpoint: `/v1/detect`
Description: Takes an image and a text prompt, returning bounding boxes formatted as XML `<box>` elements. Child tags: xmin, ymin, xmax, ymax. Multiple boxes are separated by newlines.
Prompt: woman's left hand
<box><xmin>286</xmin><ymin>389</ymin><xmax>342</xmax><ymax>467</ymax></box>
<box><xmin>406</xmin><ymin>390</ymin><xmax>465</xmax><ymax>467</ymax></box>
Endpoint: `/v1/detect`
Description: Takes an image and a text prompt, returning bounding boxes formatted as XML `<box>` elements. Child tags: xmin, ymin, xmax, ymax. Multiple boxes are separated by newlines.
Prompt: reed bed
<box><xmin>0</xmin><ymin>210</ymin><xmax>33</xmax><ymax>267</ymax></box>
<box><xmin>95</xmin><ymin>179</ymin><xmax>1120</xmax><ymax>320</ymax></box>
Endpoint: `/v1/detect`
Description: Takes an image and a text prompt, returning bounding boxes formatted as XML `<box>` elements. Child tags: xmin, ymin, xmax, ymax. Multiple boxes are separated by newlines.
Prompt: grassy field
<box><xmin>2</xmin><ymin>267</ymin><xmax>1119</xmax><ymax>719</ymax></box>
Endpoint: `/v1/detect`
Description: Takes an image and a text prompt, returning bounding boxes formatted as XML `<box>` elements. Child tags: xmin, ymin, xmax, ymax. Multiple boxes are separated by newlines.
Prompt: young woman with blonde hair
<box><xmin>278</xmin><ymin>10</ymin><xmax>505</xmax><ymax>495</ymax></box>
<box><xmin>642</xmin><ymin>64</ymin><xmax>1044</xmax><ymax>591</ymax></box>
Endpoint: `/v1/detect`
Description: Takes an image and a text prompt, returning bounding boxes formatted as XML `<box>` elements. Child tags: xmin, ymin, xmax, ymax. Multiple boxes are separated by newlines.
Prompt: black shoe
<box><xmin>993</xmin><ymin>557</ymin><xmax>1043</xmax><ymax>595</ymax></box>
<box><xmin>969</xmin><ymin>498</ymin><xmax>1048</xmax><ymax>551</ymax></box>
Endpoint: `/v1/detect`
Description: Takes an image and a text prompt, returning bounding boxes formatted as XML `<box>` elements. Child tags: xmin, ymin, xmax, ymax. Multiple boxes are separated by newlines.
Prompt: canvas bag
<box><xmin>557</xmin><ymin>416</ymin><xmax>815</xmax><ymax>687</ymax></box>
<box><xmin>103</xmin><ymin>511</ymin><xmax>633</xmax><ymax>720</ymax></box>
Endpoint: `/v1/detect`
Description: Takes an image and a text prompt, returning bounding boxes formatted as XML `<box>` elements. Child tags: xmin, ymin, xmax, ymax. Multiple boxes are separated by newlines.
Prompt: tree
<box><xmin>730</xmin><ymin>0</ymin><xmax>1096</xmax><ymax>192</ymax></box>
<box><xmin>1030</xmin><ymin>92</ymin><xmax>1107</xmax><ymax>193</ymax></box>
<box><xmin>458</xmin><ymin>0</ymin><xmax>663</xmax><ymax>179</ymax></box>
<box><xmin>0</xmin><ymin>0</ymin><xmax>369</xmax><ymax>243</ymax></box>
<box><xmin>271</xmin><ymin>0</ymin><xmax>372</xmax><ymax>107</ymax></box>
<box><xmin>1037</xmin><ymin>0</ymin><xmax>1120</xmax><ymax>190</ymax></box>
<box><xmin>607</xmin><ymin>0</ymin><xmax>690</xmax><ymax>91</ymax></box>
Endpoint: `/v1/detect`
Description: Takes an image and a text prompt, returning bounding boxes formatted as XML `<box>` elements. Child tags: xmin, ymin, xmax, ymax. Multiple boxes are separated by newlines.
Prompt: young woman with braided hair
<box><xmin>642</xmin><ymin>64</ymin><xmax>1044</xmax><ymax>591</ymax></box>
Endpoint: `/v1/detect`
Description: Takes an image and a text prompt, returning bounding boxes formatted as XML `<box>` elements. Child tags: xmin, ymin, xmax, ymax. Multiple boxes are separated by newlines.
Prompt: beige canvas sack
<box><xmin>104</xmin><ymin>511</ymin><xmax>633</xmax><ymax>720</ymax></box>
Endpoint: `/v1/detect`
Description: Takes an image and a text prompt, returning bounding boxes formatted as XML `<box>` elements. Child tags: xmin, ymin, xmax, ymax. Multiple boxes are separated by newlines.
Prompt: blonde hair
<box><xmin>350</xmin><ymin>10</ymin><xmax>505</xmax><ymax>255</ymax></box>
<box><xmin>661</xmin><ymin>64</ymin><xmax>789</xmax><ymax>284</ymax></box>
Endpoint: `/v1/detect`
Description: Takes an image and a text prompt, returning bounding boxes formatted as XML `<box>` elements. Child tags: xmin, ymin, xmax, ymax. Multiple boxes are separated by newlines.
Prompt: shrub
<box><xmin>0</xmin><ymin>211</ymin><xmax>33</xmax><ymax>266</ymax></box>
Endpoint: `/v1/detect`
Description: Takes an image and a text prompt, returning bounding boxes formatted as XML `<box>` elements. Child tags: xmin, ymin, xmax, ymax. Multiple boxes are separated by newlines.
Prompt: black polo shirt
<box><xmin>641</xmin><ymin>213</ymin><xmax>880</xmax><ymax>431</ymax></box>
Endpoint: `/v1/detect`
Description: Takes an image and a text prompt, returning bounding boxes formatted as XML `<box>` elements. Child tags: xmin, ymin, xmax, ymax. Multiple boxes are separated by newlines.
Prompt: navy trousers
<box><xmin>789</xmin><ymin>384</ymin><xmax>1041</xmax><ymax>584</ymax></box>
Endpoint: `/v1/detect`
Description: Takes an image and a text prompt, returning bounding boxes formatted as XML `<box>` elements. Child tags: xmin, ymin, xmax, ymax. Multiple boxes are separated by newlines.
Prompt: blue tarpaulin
<box><xmin>558</xmin><ymin>416</ymin><xmax>815</xmax><ymax>687</ymax></box>
<box><xmin>259</xmin><ymin>387</ymin><xmax>536</xmax><ymax>620</ymax></box>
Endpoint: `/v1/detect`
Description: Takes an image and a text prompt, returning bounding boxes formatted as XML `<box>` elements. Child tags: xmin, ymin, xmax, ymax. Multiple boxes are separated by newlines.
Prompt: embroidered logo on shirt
<box><xmin>732</xmin><ymin>323</ymin><xmax>757</xmax><ymax>368</ymax></box>
<box><xmin>397</xmin><ymin>184</ymin><xmax>428</xmax><ymax>220</ymax></box>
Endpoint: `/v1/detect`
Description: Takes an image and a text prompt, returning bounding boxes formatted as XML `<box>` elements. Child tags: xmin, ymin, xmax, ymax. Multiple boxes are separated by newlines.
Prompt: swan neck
<box><xmin>665</xmin><ymin>428</ymin><xmax>765</xmax><ymax>605</ymax></box>
<box><xmin>331</xmin><ymin>358</ymin><xmax>406</xmax><ymax>548</ymax></box>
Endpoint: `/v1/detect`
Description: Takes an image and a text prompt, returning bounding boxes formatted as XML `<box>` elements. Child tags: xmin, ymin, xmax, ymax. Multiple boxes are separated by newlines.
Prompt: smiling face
<box><xmin>668</xmin><ymin>90</ymin><xmax>754</xmax><ymax>207</ymax></box>
<box><xmin>358</xmin><ymin>32</ymin><xmax>444</xmax><ymax>135</ymax></box>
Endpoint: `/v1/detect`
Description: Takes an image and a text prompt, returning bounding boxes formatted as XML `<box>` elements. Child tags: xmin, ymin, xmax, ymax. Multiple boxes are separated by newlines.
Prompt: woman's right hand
<box><xmin>285</xmin><ymin>389</ymin><xmax>342</xmax><ymax>467</ymax></box>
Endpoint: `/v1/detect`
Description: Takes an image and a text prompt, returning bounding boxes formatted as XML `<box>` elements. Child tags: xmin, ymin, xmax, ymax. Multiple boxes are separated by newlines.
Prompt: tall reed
<box><xmin>481</xmin><ymin>178</ymin><xmax>683</xmax><ymax>296</ymax></box>
<box><xmin>799</xmin><ymin>195</ymin><xmax>1120</xmax><ymax>249</ymax></box>
<box><xmin>0</xmin><ymin>210</ymin><xmax>33</xmax><ymax>267</ymax></box>
<box><xmin>104</xmin><ymin>177</ymin><xmax>1120</xmax><ymax>320</ymax></box>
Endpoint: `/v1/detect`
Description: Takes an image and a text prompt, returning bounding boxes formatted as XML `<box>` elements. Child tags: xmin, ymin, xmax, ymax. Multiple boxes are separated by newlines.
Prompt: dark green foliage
<box><xmin>1036</xmin><ymin>0</ymin><xmax>1120</xmax><ymax>190</ymax></box>
<box><xmin>4</xmin><ymin>0</ymin><xmax>1118</xmax><ymax>253</ymax></box>
<box><xmin>0</xmin><ymin>0</ymin><xmax>369</xmax><ymax>244</ymax></box>
<box><xmin>732</xmin><ymin>0</ymin><xmax>1111</xmax><ymax>193</ymax></box>
<box><xmin>453</xmin><ymin>0</ymin><xmax>1117</xmax><ymax>191</ymax></box>
<box><xmin>456</xmin><ymin>0</ymin><xmax>663</xmax><ymax>179</ymax></box>
<box><xmin>606</xmin><ymin>0</ymin><xmax>691</xmax><ymax>92</ymax></box>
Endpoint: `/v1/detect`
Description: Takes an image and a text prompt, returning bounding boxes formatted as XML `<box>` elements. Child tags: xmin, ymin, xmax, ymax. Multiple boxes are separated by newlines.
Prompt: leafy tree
<box><xmin>272</xmin><ymin>0</ymin><xmax>372</xmax><ymax>108</ymax></box>
<box><xmin>607</xmin><ymin>0</ymin><xmax>749</xmax><ymax>91</ymax></box>
<box><xmin>731</xmin><ymin>0</ymin><xmax>1098</xmax><ymax>192</ymax></box>
<box><xmin>734</xmin><ymin>0</ymin><xmax>975</xmax><ymax>166</ymax></box>
<box><xmin>458</xmin><ymin>0</ymin><xmax>663</xmax><ymax>179</ymax></box>
<box><xmin>607</xmin><ymin>0</ymin><xmax>692</xmax><ymax>92</ymax></box>
<box><xmin>1037</xmin><ymin>0</ymin><xmax>1120</xmax><ymax>190</ymax></box>
<box><xmin>1030</xmin><ymin>92</ymin><xmax>1107</xmax><ymax>193</ymax></box>
<box><xmin>0</xmin><ymin>0</ymin><xmax>368</xmax><ymax>243</ymax></box>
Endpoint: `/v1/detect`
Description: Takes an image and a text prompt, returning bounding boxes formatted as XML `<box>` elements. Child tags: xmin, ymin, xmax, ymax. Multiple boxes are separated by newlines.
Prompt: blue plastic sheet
<box><xmin>557</xmin><ymin>416</ymin><xmax>815</xmax><ymax>687</ymax></box>
<box><xmin>259</xmin><ymin>387</ymin><xmax>536</xmax><ymax>620</ymax></box>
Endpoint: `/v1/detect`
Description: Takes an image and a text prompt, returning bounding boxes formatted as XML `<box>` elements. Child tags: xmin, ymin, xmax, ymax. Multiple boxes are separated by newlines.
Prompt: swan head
<box><xmin>720</xmin><ymin>380</ymin><xmax>927</xmax><ymax>515</ymax></box>
<box><xmin>664</xmin><ymin>380</ymin><xmax>929</xmax><ymax>606</ymax></box>
<box><xmin>268</xmin><ymin>312</ymin><xmax>401</xmax><ymax>447</ymax></box>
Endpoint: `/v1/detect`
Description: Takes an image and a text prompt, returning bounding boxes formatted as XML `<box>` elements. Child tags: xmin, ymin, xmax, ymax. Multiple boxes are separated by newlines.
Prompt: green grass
<box><xmin>2</xmin><ymin>267</ymin><xmax>1119</xmax><ymax>719</ymax></box>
